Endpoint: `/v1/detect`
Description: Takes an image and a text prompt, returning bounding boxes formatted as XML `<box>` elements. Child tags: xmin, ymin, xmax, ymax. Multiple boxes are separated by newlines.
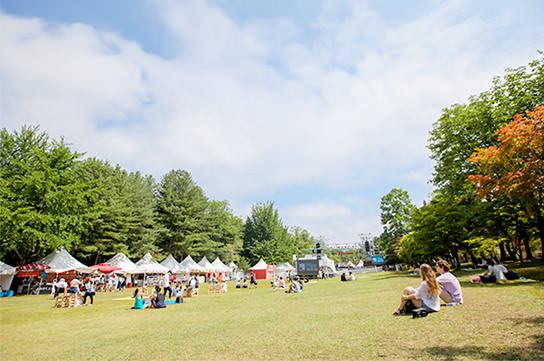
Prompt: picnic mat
<box><xmin>471</xmin><ymin>277</ymin><xmax>538</xmax><ymax>284</ymax></box>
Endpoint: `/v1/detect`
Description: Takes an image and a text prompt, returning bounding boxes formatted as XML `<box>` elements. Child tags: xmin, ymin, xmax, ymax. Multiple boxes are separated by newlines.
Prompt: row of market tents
<box><xmin>0</xmin><ymin>247</ymin><xmax>297</xmax><ymax>294</ymax></box>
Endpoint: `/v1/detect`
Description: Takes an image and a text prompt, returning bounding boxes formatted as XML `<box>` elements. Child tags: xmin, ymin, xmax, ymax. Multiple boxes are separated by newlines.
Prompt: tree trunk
<box><xmin>537</xmin><ymin>214</ymin><xmax>544</xmax><ymax>260</ymax></box>
<box><xmin>522</xmin><ymin>237</ymin><xmax>533</xmax><ymax>260</ymax></box>
<box><xmin>466</xmin><ymin>249</ymin><xmax>477</xmax><ymax>266</ymax></box>
<box><xmin>504</xmin><ymin>241</ymin><xmax>517</xmax><ymax>261</ymax></box>
<box><xmin>499</xmin><ymin>242</ymin><xmax>508</xmax><ymax>261</ymax></box>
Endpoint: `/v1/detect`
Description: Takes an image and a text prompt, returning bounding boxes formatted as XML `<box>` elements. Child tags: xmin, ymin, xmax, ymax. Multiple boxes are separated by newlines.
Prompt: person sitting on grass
<box><xmin>242</xmin><ymin>279</ymin><xmax>248</xmax><ymax>288</ymax></box>
<box><xmin>285</xmin><ymin>277</ymin><xmax>302</xmax><ymax>294</ymax></box>
<box><xmin>393</xmin><ymin>263</ymin><xmax>440</xmax><ymax>316</ymax></box>
<box><xmin>479</xmin><ymin>258</ymin><xmax>504</xmax><ymax>283</ymax></box>
<box><xmin>436</xmin><ymin>260</ymin><xmax>463</xmax><ymax>305</ymax></box>
<box><xmin>132</xmin><ymin>287</ymin><xmax>149</xmax><ymax>310</ymax></box>
<box><xmin>150</xmin><ymin>286</ymin><xmax>167</xmax><ymax>309</ymax></box>
<box><xmin>492</xmin><ymin>258</ymin><xmax>519</xmax><ymax>280</ymax></box>
<box><xmin>278</xmin><ymin>277</ymin><xmax>286</xmax><ymax>289</ymax></box>
<box><xmin>348</xmin><ymin>272</ymin><xmax>356</xmax><ymax>281</ymax></box>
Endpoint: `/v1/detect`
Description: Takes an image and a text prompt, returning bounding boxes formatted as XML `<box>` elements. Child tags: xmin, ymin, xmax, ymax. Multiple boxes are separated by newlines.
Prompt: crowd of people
<box><xmin>47</xmin><ymin>256</ymin><xmax>525</xmax><ymax>317</ymax></box>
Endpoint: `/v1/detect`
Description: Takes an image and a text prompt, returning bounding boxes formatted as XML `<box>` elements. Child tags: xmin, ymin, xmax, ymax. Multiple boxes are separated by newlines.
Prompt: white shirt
<box><xmin>414</xmin><ymin>281</ymin><xmax>440</xmax><ymax>311</ymax></box>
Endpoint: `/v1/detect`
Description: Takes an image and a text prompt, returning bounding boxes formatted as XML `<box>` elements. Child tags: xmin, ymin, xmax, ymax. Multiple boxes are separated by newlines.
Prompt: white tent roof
<box><xmin>0</xmin><ymin>261</ymin><xmax>16</xmax><ymax>275</ymax></box>
<box><xmin>198</xmin><ymin>256</ymin><xmax>220</xmax><ymax>272</ymax></box>
<box><xmin>0</xmin><ymin>261</ymin><xmax>16</xmax><ymax>292</ymax></box>
<box><xmin>346</xmin><ymin>260</ymin><xmax>356</xmax><ymax>268</ymax></box>
<box><xmin>136</xmin><ymin>253</ymin><xmax>169</xmax><ymax>274</ymax></box>
<box><xmin>320</xmin><ymin>254</ymin><xmax>337</xmax><ymax>273</ymax></box>
<box><xmin>249</xmin><ymin>258</ymin><xmax>268</xmax><ymax>270</ymax></box>
<box><xmin>179</xmin><ymin>255</ymin><xmax>205</xmax><ymax>273</ymax></box>
<box><xmin>211</xmin><ymin>257</ymin><xmax>232</xmax><ymax>273</ymax></box>
<box><xmin>39</xmin><ymin>247</ymin><xmax>95</xmax><ymax>274</ymax></box>
<box><xmin>276</xmin><ymin>262</ymin><xmax>295</xmax><ymax>271</ymax></box>
<box><xmin>106</xmin><ymin>253</ymin><xmax>142</xmax><ymax>274</ymax></box>
<box><xmin>160</xmin><ymin>254</ymin><xmax>181</xmax><ymax>271</ymax></box>
<box><xmin>356</xmin><ymin>260</ymin><xmax>365</xmax><ymax>268</ymax></box>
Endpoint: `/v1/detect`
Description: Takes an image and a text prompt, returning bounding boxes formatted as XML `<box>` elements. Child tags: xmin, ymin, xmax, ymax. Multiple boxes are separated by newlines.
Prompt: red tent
<box><xmin>16</xmin><ymin>263</ymin><xmax>50</xmax><ymax>278</ymax></box>
<box><xmin>90</xmin><ymin>263</ymin><xmax>122</xmax><ymax>274</ymax></box>
<box><xmin>249</xmin><ymin>259</ymin><xmax>276</xmax><ymax>280</ymax></box>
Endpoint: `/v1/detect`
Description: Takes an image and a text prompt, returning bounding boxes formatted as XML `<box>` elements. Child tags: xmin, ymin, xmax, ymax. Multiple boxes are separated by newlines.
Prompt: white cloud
<box><xmin>1</xmin><ymin>1</ymin><xmax>542</xmax><ymax>242</ymax></box>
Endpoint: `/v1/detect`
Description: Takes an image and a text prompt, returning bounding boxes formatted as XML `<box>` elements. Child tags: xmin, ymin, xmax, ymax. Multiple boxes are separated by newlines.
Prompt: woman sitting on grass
<box><xmin>133</xmin><ymin>287</ymin><xmax>149</xmax><ymax>310</ymax></box>
<box><xmin>393</xmin><ymin>263</ymin><xmax>441</xmax><ymax>316</ymax></box>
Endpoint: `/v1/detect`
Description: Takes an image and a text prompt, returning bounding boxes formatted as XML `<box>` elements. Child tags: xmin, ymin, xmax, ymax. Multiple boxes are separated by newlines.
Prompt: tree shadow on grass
<box><xmin>459</xmin><ymin>280</ymin><xmax>542</xmax><ymax>288</ymax></box>
<box><xmin>370</xmin><ymin>273</ymin><xmax>419</xmax><ymax>281</ymax></box>
<box><xmin>414</xmin><ymin>316</ymin><xmax>544</xmax><ymax>361</ymax></box>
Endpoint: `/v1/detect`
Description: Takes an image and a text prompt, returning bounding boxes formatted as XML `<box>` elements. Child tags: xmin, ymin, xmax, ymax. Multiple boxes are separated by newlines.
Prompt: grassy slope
<box><xmin>1</xmin><ymin>265</ymin><xmax>543</xmax><ymax>361</ymax></box>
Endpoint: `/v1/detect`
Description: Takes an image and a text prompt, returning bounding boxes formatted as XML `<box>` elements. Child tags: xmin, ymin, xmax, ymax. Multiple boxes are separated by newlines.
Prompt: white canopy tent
<box><xmin>105</xmin><ymin>253</ymin><xmax>142</xmax><ymax>274</ymax></box>
<box><xmin>160</xmin><ymin>254</ymin><xmax>181</xmax><ymax>272</ymax></box>
<box><xmin>275</xmin><ymin>262</ymin><xmax>295</xmax><ymax>278</ymax></box>
<box><xmin>211</xmin><ymin>257</ymin><xmax>232</xmax><ymax>273</ymax></box>
<box><xmin>356</xmin><ymin>260</ymin><xmax>365</xmax><ymax>268</ymax></box>
<box><xmin>320</xmin><ymin>254</ymin><xmax>337</xmax><ymax>275</ymax></box>
<box><xmin>0</xmin><ymin>261</ymin><xmax>16</xmax><ymax>292</ymax></box>
<box><xmin>228</xmin><ymin>261</ymin><xmax>245</xmax><ymax>280</ymax></box>
<box><xmin>198</xmin><ymin>256</ymin><xmax>219</xmax><ymax>273</ymax></box>
<box><xmin>39</xmin><ymin>247</ymin><xmax>95</xmax><ymax>274</ymax></box>
<box><xmin>179</xmin><ymin>255</ymin><xmax>205</xmax><ymax>273</ymax></box>
<box><xmin>135</xmin><ymin>253</ymin><xmax>169</xmax><ymax>274</ymax></box>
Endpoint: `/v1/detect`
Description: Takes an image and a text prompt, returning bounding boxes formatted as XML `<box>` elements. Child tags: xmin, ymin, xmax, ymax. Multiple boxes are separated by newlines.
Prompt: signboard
<box><xmin>371</xmin><ymin>255</ymin><xmax>385</xmax><ymax>265</ymax></box>
<box><xmin>296</xmin><ymin>259</ymin><xmax>319</xmax><ymax>277</ymax></box>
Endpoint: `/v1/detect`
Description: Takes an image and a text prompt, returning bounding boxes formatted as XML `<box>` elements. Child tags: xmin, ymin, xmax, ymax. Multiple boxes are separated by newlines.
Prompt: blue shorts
<box><xmin>421</xmin><ymin>300</ymin><xmax>434</xmax><ymax>312</ymax></box>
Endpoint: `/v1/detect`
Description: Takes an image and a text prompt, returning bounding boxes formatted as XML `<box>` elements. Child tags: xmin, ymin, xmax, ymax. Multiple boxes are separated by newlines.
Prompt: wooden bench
<box><xmin>54</xmin><ymin>293</ymin><xmax>80</xmax><ymax>308</ymax></box>
<box><xmin>183</xmin><ymin>287</ymin><xmax>199</xmax><ymax>297</ymax></box>
<box><xmin>207</xmin><ymin>283</ymin><xmax>223</xmax><ymax>294</ymax></box>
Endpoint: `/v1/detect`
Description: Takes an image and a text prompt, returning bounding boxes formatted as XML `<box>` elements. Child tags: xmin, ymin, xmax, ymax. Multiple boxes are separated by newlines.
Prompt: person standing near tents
<box><xmin>249</xmin><ymin>271</ymin><xmax>258</xmax><ymax>289</ymax></box>
<box><xmin>53</xmin><ymin>278</ymin><xmax>68</xmax><ymax>298</ymax></box>
<box><xmin>68</xmin><ymin>276</ymin><xmax>82</xmax><ymax>294</ymax></box>
<box><xmin>82</xmin><ymin>276</ymin><xmax>96</xmax><ymax>306</ymax></box>
<box><xmin>163</xmin><ymin>271</ymin><xmax>172</xmax><ymax>300</ymax></box>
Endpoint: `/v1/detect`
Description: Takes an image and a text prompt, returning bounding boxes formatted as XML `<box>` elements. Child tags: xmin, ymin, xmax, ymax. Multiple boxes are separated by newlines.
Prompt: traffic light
<box><xmin>316</xmin><ymin>243</ymin><xmax>322</xmax><ymax>254</ymax></box>
<box><xmin>365</xmin><ymin>241</ymin><xmax>370</xmax><ymax>253</ymax></box>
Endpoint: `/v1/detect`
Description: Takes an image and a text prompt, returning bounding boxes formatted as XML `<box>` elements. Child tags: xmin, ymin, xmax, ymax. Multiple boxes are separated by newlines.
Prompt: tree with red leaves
<box><xmin>468</xmin><ymin>106</ymin><xmax>544</xmax><ymax>257</ymax></box>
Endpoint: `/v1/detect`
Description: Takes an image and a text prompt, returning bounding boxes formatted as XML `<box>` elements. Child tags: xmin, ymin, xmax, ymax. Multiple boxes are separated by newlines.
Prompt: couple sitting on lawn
<box><xmin>474</xmin><ymin>258</ymin><xmax>520</xmax><ymax>284</ymax></box>
<box><xmin>393</xmin><ymin>260</ymin><xmax>463</xmax><ymax>316</ymax></box>
<box><xmin>133</xmin><ymin>286</ymin><xmax>167</xmax><ymax>310</ymax></box>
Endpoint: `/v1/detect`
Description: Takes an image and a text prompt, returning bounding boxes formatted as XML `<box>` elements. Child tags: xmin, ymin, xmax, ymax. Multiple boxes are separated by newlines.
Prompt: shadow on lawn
<box><xmin>417</xmin><ymin>335</ymin><xmax>544</xmax><ymax>361</ymax></box>
<box><xmin>415</xmin><ymin>316</ymin><xmax>544</xmax><ymax>361</ymax></box>
<box><xmin>370</xmin><ymin>273</ymin><xmax>419</xmax><ymax>281</ymax></box>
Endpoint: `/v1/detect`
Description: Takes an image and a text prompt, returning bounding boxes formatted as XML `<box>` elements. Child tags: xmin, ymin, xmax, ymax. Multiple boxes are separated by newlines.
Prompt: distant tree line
<box><xmin>377</xmin><ymin>54</ymin><xmax>544</xmax><ymax>265</ymax></box>
<box><xmin>0</xmin><ymin>127</ymin><xmax>314</xmax><ymax>267</ymax></box>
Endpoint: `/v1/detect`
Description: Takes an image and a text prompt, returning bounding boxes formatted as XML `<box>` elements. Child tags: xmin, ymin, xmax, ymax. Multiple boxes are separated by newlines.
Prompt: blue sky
<box><xmin>1</xmin><ymin>0</ymin><xmax>543</xmax><ymax>244</ymax></box>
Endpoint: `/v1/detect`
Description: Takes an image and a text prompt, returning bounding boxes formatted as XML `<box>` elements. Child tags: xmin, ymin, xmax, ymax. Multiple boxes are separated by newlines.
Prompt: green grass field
<box><xmin>1</xmin><ymin>264</ymin><xmax>543</xmax><ymax>361</ymax></box>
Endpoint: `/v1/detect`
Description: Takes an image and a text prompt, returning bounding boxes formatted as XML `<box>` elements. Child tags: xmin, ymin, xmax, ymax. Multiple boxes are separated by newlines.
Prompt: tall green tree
<box><xmin>426</xmin><ymin>55</ymin><xmax>544</xmax><ymax>260</ymax></box>
<box><xmin>204</xmin><ymin>200</ymin><xmax>244</xmax><ymax>263</ymax></box>
<box><xmin>378</xmin><ymin>188</ymin><xmax>417</xmax><ymax>260</ymax></box>
<box><xmin>243</xmin><ymin>201</ymin><xmax>293</xmax><ymax>265</ymax></box>
<box><xmin>289</xmin><ymin>226</ymin><xmax>315</xmax><ymax>255</ymax></box>
<box><xmin>154</xmin><ymin>170</ymin><xmax>210</xmax><ymax>259</ymax></box>
<box><xmin>0</xmin><ymin>126</ymin><xmax>98</xmax><ymax>264</ymax></box>
<box><xmin>429</xmin><ymin>55</ymin><xmax>544</xmax><ymax>195</ymax></box>
<box><xmin>78</xmin><ymin>158</ymin><xmax>160</xmax><ymax>263</ymax></box>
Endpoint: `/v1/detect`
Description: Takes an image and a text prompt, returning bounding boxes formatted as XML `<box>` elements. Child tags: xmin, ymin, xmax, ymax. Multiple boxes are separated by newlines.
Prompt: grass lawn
<box><xmin>1</xmin><ymin>264</ymin><xmax>543</xmax><ymax>361</ymax></box>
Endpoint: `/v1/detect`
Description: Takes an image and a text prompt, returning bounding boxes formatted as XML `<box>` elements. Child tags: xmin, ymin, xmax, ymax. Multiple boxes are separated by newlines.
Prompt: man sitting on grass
<box><xmin>436</xmin><ymin>260</ymin><xmax>463</xmax><ymax>305</ymax></box>
<box><xmin>150</xmin><ymin>286</ymin><xmax>167</xmax><ymax>309</ymax></box>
